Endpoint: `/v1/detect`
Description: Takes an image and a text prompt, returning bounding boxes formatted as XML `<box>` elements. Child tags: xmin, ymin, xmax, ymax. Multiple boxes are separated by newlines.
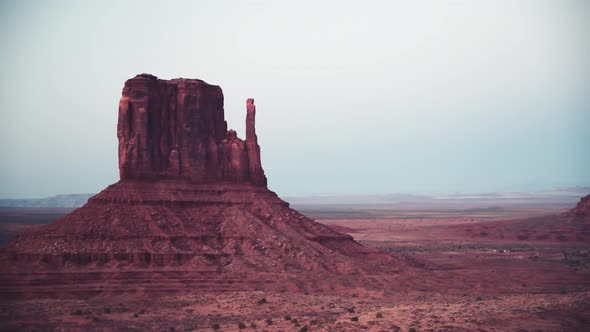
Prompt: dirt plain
<box><xmin>1</xmin><ymin>204</ymin><xmax>589</xmax><ymax>331</ymax></box>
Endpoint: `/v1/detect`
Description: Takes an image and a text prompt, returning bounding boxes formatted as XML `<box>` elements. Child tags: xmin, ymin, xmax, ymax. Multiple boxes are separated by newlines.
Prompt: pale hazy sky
<box><xmin>0</xmin><ymin>0</ymin><xmax>588</xmax><ymax>198</ymax></box>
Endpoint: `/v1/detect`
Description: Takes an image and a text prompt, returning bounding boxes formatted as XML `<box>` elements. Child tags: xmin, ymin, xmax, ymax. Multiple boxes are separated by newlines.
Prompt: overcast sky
<box><xmin>0</xmin><ymin>0</ymin><xmax>588</xmax><ymax>198</ymax></box>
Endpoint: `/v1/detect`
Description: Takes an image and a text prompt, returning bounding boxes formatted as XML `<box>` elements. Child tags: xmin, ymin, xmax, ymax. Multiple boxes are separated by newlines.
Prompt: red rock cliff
<box><xmin>117</xmin><ymin>73</ymin><xmax>266</xmax><ymax>185</ymax></box>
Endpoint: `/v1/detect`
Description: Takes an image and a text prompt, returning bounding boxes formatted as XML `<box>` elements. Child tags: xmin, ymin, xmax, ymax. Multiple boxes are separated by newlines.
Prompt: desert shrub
<box><xmin>476</xmin><ymin>296</ymin><xmax>483</xmax><ymax>301</ymax></box>
<box><xmin>257</xmin><ymin>297</ymin><xmax>267</xmax><ymax>305</ymax></box>
<box><xmin>376</xmin><ymin>312</ymin><xmax>383</xmax><ymax>318</ymax></box>
<box><xmin>409</xmin><ymin>328</ymin><xmax>417</xmax><ymax>332</ymax></box>
<box><xmin>103</xmin><ymin>307</ymin><xmax>111</xmax><ymax>314</ymax></box>
<box><xmin>71</xmin><ymin>309</ymin><xmax>83</xmax><ymax>316</ymax></box>
<box><xmin>284</xmin><ymin>315</ymin><xmax>292</xmax><ymax>320</ymax></box>
<box><xmin>347</xmin><ymin>307</ymin><xmax>355</xmax><ymax>313</ymax></box>
<box><xmin>133</xmin><ymin>313</ymin><xmax>139</xmax><ymax>318</ymax></box>
<box><xmin>139</xmin><ymin>309</ymin><xmax>146</xmax><ymax>314</ymax></box>
<box><xmin>250</xmin><ymin>322</ymin><xmax>257</xmax><ymax>328</ymax></box>
<box><xmin>266</xmin><ymin>318</ymin><xmax>273</xmax><ymax>325</ymax></box>
<box><xmin>350</xmin><ymin>316</ymin><xmax>359</xmax><ymax>322</ymax></box>
<box><xmin>238</xmin><ymin>322</ymin><xmax>246</xmax><ymax>329</ymax></box>
<box><xmin>291</xmin><ymin>318</ymin><xmax>299</xmax><ymax>324</ymax></box>
<box><xmin>299</xmin><ymin>326</ymin><xmax>309</xmax><ymax>332</ymax></box>
<box><xmin>211</xmin><ymin>323</ymin><xmax>221</xmax><ymax>330</ymax></box>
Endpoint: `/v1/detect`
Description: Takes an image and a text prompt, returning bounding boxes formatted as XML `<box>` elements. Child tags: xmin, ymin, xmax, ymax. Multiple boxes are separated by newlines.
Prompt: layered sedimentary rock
<box><xmin>118</xmin><ymin>74</ymin><xmax>266</xmax><ymax>185</ymax></box>
<box><xmin>0</xmin><ymin>74</ymin><xmax>401</xmax><ymax>298</ymax></box>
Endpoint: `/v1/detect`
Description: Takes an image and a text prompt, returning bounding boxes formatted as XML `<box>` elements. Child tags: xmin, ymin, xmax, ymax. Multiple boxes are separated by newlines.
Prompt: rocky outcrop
<box><xmin>117</xmin><ymin>74</ymin><xmax>266</xmax><ymax>185</ymax></box>
<box><xmin>0</xmin><ymin>74</ymin><xmax>403</xmax><ymax>298</ymax></box>
<box><xmin>564</xmin><ymin>194</ymin><xmax>590</xmax><ymax>222</ymax></box>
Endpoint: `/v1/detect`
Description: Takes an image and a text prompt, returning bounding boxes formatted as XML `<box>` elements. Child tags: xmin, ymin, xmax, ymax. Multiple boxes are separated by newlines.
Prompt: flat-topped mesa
<box><xmin>117</xmin><ymin>73</ymin><xmax>266</xmax><ymax>186</ymax></box>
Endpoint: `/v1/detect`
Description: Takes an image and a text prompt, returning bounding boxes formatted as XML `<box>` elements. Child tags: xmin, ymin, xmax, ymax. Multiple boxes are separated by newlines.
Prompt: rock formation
<box><xmin>118</xmin><ymin>74</ymin><xmax>266</xmax><ymax>185</ymax></box>
<box><xmin>564</xmin><ymin>194</ymin><xmax>590</xmax><ymax>223</ymax></box>
<box><xmin>460</xmin><ymin>194</ymin><xmax>590</xmax><ymax>243</ymax></box>
<box><xmin>0</xmin><ymin>74</ymin><xmax>401</xmax><ymax>298</ymax></box>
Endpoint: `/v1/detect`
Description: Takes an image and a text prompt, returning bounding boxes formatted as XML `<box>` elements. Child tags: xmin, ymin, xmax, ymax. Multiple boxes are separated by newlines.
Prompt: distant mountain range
<box><xmin>285</xmin><ymin>187</ymin><xmax>590</xmax><ymax>210</ymax></box>
<box><xmin>0</xmin><ymin>194</ymin><xmax>94</xmax><ymax>208</ymax></box>
<box><xmin>1</xmin><ymin>187</ymin><xmax>588</xmax><ymax>209</ymax></box>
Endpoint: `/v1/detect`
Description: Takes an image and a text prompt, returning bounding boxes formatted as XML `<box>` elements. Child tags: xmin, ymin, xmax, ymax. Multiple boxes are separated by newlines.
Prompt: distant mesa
<box><xmin>0</xmin><ymin>74</ymin><xmax>400</xmax><ymax>298</ymax></box>
<box><xmin>459</xmin><ymin>194</ymin><xmax>590</xmax><ymax>243</ymax></box>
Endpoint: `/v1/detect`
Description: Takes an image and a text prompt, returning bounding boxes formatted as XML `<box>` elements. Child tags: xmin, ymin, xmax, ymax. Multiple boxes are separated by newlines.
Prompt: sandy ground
<box><xmin>1</xmin><ymin>207</ymin><xmax>589</xmax><ymax>331</ymax></box>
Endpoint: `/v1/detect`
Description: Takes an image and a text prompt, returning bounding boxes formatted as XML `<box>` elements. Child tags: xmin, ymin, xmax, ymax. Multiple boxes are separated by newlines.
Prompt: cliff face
<box><xmin>117</xmin><ymin>73</ymin><xmax>266</xmax><ymax>186</ymax></box>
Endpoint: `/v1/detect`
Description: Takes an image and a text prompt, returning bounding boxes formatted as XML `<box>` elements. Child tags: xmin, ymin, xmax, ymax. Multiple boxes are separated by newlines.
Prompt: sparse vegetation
<box><xmin>266</xmin><ymin>318</ymin><xmax>273</xmax><ymax>325</ymax></box>
<box><xmin>409</xmin><ymin>328</ymin><xmax>417</xmax><ymax>332</ymax></box>
<box><xmin>376</xmin><ymin>312</ymin><xmax>383</xmax><ymax>318</ymax></box>
<box><xmin>351</xmin><ymin>316</ymin><xmax>359</xmax><ymax>322</ymax></box>
<box><xmin>257</xmin><ymin>297</ymin><xmax>267</xmax><ymax>304</ymax></box>
<box><xmin>299</xmin><ymin>326</ymin><xmax>309</xmax><ymax>332</ymax></box>
<box><xmin>103</xmin><ymin>307</ymin><xmax>111</xmax><ymax>314</ymax></box>
<box><xmin>250</xmin><ymin>322</ymin><xmax>257</xmax><ymax>328</ymax></box>
<box><xmin>211</xmin><ymin>323</ymin><xmax>221</xmax><ymax>330</ymax></box>
<box><xmin>238</xmin><ymin>322</ymin><xmax>246</xmax><ymax>329</ymax></box>
<box><xmin>284</xmin><ymin>315</ymin><xmax>292</xmax><ymax>320</ymax></box>
<box><xmin>347</xmin><ymin>307</ymin><xmax>355</xmax><ymax>313</ymax></box>
<box><xmin>71</xmin><ymin>309</ymin><xmax>83</xmax><ymax>316</ymax></box>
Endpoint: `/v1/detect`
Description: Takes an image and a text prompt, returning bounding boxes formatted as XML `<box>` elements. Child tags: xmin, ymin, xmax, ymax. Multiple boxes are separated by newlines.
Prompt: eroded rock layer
<box><xmin>0</xmin><ymin>180</ymin><xmax>401</xmax><ymax>298</ymax></box>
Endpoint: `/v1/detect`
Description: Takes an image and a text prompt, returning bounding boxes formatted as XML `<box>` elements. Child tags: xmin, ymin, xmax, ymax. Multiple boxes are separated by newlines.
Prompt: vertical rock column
<box><xmin>117</xmin><ymin>74</ymin><xmax>269</xmax><ymax>187</ymax></box>
<box><xmin>245</xmin><ymin>98</ymin><xmax>267</xmax><ymax>186</ymax></box>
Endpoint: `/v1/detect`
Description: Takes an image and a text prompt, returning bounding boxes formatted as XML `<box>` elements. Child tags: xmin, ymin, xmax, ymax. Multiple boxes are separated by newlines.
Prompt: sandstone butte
<box><xmin>0</xmin><ymin>74</ymin><xmax>404</xmax><ymax>299</ymax></box>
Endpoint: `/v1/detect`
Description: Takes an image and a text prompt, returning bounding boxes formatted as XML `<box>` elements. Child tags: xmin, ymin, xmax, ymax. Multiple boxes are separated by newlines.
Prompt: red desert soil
<box><xmin>2</xmin><ymin>203</ymin><xmax>589</xmax><ymax>331</ymax></box>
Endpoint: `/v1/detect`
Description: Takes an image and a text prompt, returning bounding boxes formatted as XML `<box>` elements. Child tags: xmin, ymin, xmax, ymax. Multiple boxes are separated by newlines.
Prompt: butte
<box><xmin>0</xmin><ymin>74</ymin><xmax>402</xmax><ymax>298</ymax></box>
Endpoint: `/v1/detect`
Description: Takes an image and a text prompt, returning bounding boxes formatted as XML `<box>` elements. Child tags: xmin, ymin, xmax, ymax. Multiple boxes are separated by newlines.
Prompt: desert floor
<box><xmin>1</xmin><ymin>206</ymin><xmax>589</xmax><ymax>331</ymax></box>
